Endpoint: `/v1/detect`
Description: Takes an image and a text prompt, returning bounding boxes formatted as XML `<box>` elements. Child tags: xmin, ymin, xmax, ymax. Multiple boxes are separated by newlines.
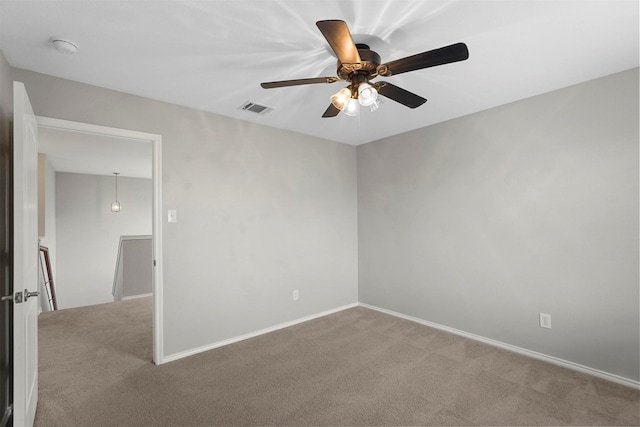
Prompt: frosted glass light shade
<box><xmin>112</xmin><ymin>172</ymin><xmax>121</xmax><ymax>212</ymax></box>
<box><xmin>357</xmin><ymin>83</ymin><xmax>378</xmax><ymax>106</ymax></box>
<box><xmin>330</xmin><ymin>87</ymin><xmax>352</xmax><ymax>110</ymax></box>
<box><xmin>369</xmin><ymin>98</ymin><xmax>382</xmax><ymax>112</ymax></box>
<box><xmin>343</xmin><ymin>98</ymin><xmax>360</xmax><ymax>116</ymax></box>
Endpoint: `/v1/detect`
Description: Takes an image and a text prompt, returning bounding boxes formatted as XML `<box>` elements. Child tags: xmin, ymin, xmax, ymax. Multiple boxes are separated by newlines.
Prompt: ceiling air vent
<box><xmin>239</xmin><ymin>101</ymin><xmax>273</xmax><ymax>115</ymax></box>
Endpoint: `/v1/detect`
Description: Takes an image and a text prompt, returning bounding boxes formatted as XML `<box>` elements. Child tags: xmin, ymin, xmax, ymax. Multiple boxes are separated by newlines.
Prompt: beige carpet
<box><xmin>35</xmin><ymin>297</ymin><xmax>639</xmax><ymax>426</ymax></box>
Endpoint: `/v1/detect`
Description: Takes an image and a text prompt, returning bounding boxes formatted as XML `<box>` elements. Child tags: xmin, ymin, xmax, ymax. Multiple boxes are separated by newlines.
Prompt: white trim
<box><xmin>162</xmin><ymin>303</ymin><xmax>359</xmax><ymax>364</ymax></box>
<box><xmin>123</xmin><ymin>293</ymin><xmax>152</xmax><ymax>301</ymax></box>
<box><xmin>151</xmin><ymin>137</ymin><xmax>164</xmax><ymax>364</ymax></box>
<box><xmin>35</xmin><ymin>116</ymin><xmax>165</xmax><ymax>365</ymax></box>
<box><xmin>119</xmin><ymin>235</ymin><xmax>153</xmax><ymax>240</ymax></box>
<box><xmin>36</xmin><ymin>116</ymin><xmax>159</xmax><ymax>142</ymax></box>
<box><xmin>359</xmin><ymin>303</ymin><xmax>640</xmax><ymax>390</ymax></box>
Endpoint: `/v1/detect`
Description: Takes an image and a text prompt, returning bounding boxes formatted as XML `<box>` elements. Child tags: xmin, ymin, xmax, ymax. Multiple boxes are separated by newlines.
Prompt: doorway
<box><xmin>35</xmin><ymin>117</ymin><xmax>164</xmax><ymax>364</ymax></box>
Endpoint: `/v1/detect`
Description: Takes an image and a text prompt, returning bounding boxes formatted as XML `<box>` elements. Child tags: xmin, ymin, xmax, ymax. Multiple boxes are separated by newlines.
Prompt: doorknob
<box><xmin>24</xmin><ymin>289</ymin><xmax>39</xmax><ymax>301</ymax></box>
<box><xmin>2</xmin><ymin>292</ymin><xmax>25</xmax><ymax>303</ymax></box>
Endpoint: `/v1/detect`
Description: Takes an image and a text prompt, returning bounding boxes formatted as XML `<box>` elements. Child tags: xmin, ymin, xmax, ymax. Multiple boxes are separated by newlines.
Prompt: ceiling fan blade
<box><xmin>379</xmin><ymin>42</ymin><xmax>469</xmax><ymax>76</ymax></box>
<box><xmin>376</xmin><ymin>82</ymin><xmax>427</xmax><ymax>109</ymax></box>
<box><xmin>261</xmin><ymin>77</ymin><xmax>339</xmax><ymax>89</ymax></box>
<box><xmin>316</xmin><ymin>20</ymin><xmax>361</xmax><ymax>64</ymax></box>
<box><xmin>322</xmin><ymin>103</ymin><xmax>341</xmax><ymax>118</ymax></box>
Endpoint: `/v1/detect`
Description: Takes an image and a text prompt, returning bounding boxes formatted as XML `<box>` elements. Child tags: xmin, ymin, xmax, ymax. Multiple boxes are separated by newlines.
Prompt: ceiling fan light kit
<box><xmin>357</xmin><ymin>83</ymin><xmax>378</xmax><ymax>107</ymax></box>
<box><xmin>368</xmin><ymin>98</ymin><xmax>382</xmax><ymax>113</ymax></box>
<box><xmin>343</xmin><ymin>98</ymin><xmax>360</xmax><ymax>117</ymax></box>
<box><xmin>261</xmin><ymin>20</ymin><xmax>469</xmax><ymax>118</ymax></box>
<box><xmin>330</xmin><ymin>87</ymin><xmax>352</xmax><ymax>110</ymax></box>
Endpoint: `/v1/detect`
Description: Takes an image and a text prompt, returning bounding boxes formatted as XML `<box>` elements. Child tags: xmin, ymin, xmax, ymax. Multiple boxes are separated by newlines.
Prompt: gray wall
<box><xmin>37</xmin><ymin>155</ymin><xmax>57</xmax><ymax>312</ymax></box>
<box><xmin>358</xmin><ymin>68</ymin><xmax>639</xmax><ymax>381</ymax></box>
<box><xmin>39</xmin><ymin>155</ymin><xmax>56</xmax><ymax>284</ymax></box>
<box><xmin>13</xmin><ymin>68</ymin><xmax>359</xmax><ymax>357</ymax></box>
<box><xmin>55</xmin><ymin>173</ymin><xmax>152</xmax><ymax>309</ymax></box>
<box><xmin>11</xmin><ymin>61</ymin><xmax>637</xmax><ymax>382</ymax></box>
<box><xmin>121</xmin><ymin>237</ymin><xmax>152</xmax><ymax>299</ymax></box>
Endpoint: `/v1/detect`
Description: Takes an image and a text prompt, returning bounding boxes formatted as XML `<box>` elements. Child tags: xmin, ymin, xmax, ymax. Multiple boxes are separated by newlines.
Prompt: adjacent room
<box><xmin>0</xmin><ymin>1</ymin><xmax>638</xmax><ymax>426</ymax></box>
<box><xmin>37</xmin><ymin>125</ymin><xmax>154</xmax><ymax>310</ymax></box>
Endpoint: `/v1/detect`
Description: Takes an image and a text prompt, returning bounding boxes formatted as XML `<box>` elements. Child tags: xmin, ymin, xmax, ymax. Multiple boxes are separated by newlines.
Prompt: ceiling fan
<box><xmin>261</xmin><ymin>20</ymin><xmax>469</xmax><ymax>118</ymax></box>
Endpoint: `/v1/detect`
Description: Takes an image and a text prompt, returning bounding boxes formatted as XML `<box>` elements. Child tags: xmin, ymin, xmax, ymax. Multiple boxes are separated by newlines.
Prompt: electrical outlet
<box><xmin>292</xmin><ymin>290</ymin><xmax>299</xmax><ymax>301</ymax></box>
<box><xmin>539</xmin><ymin>313</ymin><xmax>552</xmax><ymax>329</ymax></box>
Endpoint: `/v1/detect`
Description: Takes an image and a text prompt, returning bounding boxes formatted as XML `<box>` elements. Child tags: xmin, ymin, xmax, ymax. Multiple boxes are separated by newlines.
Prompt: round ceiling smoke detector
<box><xmin>50</xmin><ymin>38</ymin><xmax>78</xmax><ymax>54</ymax></box>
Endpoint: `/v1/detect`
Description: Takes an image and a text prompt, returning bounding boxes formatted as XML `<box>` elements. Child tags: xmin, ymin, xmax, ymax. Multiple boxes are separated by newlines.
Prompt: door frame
<box><xmin>35</xmin><ymin>116</ymin><xmax>164</xmax><ymax>364</ymax></box>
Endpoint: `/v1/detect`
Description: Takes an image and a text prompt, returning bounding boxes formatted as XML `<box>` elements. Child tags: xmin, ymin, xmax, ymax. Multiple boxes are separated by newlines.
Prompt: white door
<box><xmin>13</xmin><ymin>81</ymin><xmax>39</xmax><ymax>427</ymax></box>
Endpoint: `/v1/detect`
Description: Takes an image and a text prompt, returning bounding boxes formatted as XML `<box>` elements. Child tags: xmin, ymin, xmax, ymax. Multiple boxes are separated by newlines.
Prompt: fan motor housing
<box><xmin>337</xmin><ymin>44</ymin><xmax>381</xmax><ymax>81</ymax></box>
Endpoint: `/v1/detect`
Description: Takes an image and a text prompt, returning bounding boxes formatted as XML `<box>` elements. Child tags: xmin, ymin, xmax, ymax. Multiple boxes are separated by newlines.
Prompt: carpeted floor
<box><xmin>35</xmin><ymin>297</ymin><xmax>639</xmax><ymax>426</ymax></box>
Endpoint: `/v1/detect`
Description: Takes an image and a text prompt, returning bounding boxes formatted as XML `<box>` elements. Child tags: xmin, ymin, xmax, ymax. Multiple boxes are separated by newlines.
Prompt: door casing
<box><xmin>35</xmin><ymin>116</ymin><xmax>164</xmax><ymax>364</ymax></box>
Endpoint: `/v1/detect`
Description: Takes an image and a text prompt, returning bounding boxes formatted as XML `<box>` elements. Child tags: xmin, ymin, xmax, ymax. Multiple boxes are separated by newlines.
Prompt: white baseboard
<box><xmin>359</xmin><ymin>303</ymin><xmax>639</xmax><ymax>390</ymax></box>
<box><xmin>122</xmin><ymin>293</ymin><xmax>152</xmax><ymax>301</ymax></box>
<box><xmin>161</xmin><ymin>303</ymin><xmax>359</xmax><ymax>364</ymax></box>
<box><xmin>157</xmin><ymin>300</ymin><xmax>638</xmax><ymax>389</ymax></box>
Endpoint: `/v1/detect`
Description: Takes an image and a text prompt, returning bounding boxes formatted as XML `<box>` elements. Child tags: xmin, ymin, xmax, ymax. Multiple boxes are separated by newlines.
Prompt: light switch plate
<box><xmin>539</xmin><ymin>313</ymin><xmax>552</xmax><ymax>329</ymax></box>
<box><xmin>168</xmin><ymin>209</ymin><xmax>177</xmax><ymax>223</ymax></box>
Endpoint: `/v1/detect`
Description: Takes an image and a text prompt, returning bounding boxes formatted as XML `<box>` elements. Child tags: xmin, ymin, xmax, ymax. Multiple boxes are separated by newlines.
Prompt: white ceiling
<box><xmin>38</xmin><ymin>127</ymin><xmax>152</xmax><ymax>179</ymax></box>
<box><xmin>1</xmin><ymin>0</ymin><xmax>638</xmax><ymax>148</ymax></box>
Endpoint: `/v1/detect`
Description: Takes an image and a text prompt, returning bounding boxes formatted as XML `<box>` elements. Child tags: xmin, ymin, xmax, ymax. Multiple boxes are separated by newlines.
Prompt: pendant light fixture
<box><xmin>111</xmin><ymin>172</ymin><xmax>121</xmax><ymax>213</ymax></box>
